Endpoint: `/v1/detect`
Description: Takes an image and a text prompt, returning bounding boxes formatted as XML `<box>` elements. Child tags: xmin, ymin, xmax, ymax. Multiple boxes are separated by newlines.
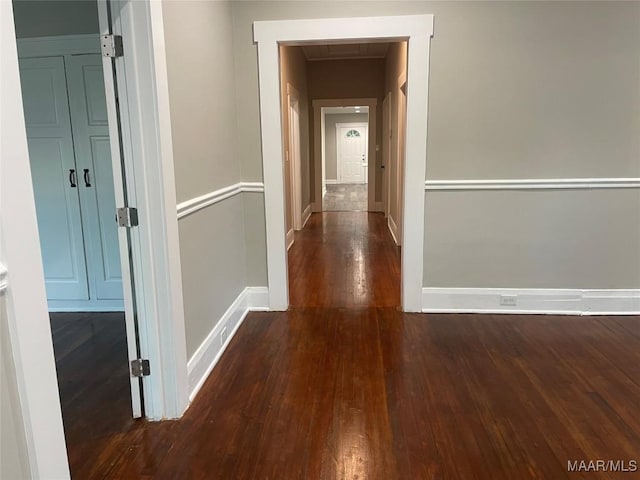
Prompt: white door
<box><xmin>20</xmin><ymin>56</ymin><xmax>90</xmax><ymax>301</ymax></box>
<box><xmin>66</xmin><ymin>54</ymin><xmax>123</xmax><ymax>301</ymax></box>
<box><xmin>337</xmin><ymin>123</ymin><xmax>367</xmax><ymax>184</ymax></box>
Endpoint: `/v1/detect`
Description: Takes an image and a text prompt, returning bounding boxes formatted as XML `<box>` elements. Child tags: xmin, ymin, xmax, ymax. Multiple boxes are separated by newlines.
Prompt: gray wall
<box><xmin>12</xmin><ymin>0</ymin><xmax>98</xmax><ymax>37</ymax></box>
<box><xmin>232</xmin><ymin>1</ymin><xmax>640</xmax><ymax>289</ymax></box>
<box><xmin>163</xmin><ymin>0</ymin><xmax>248</xmax><ymax>357</ymax></box>
<box><xmin>324</xmin><ymin>113</ymin><xmax>369</xmax><ymax>181</ymax></box>
<box><xmin>1</xmin><ymin>296</ymin><xmax>31</xmax><ymax>480</ymax></box>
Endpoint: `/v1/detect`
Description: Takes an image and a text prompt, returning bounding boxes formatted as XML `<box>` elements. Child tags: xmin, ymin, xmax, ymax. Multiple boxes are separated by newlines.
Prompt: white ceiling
<box><xmin>302</xmin><ymin>43</ymin><xmax>390</xmax><ymax>61</ymax></box>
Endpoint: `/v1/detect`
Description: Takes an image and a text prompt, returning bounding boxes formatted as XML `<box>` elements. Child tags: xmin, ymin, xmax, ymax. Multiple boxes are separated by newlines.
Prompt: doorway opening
<box><xmin>278</xmin><ymin>40</ymin><xmax>409</xmax><ymax>308</ymax></box>
<box><xmin>12</xmin><ymin>0</ymin><xmax>143</xmax><ymax>458</ymax></box>
<box><xmin>322</xmin><ymin>106</ymin><xmax>370</xmax><ymax>211</ymax></box>
<box><xmin>254</xmin><ymin>14</ymin><xmax>433</xmax><ymax>311</ymax></box>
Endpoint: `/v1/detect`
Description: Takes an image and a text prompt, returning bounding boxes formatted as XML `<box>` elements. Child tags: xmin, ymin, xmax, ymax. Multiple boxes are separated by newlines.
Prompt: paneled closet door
<box><xmin>19</xmin><ymin>56</ymin><xmax>90</xmax><ymax>301</ymax></box>
<box><xmin>66</xmin><ymin>54</ymin><xmax>123</xmax><ymax>301</ymax></box>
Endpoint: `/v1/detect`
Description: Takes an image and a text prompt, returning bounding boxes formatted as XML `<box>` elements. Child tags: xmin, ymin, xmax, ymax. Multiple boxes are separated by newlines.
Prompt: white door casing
<box><xmin>98</xmin><ymin>0</ymin><xmax>189</xmax><ymax>420</ymax></box>
<box><xmin>2</xmin><ymin>4</ymin><xmax>70</xmax><ymax>476</ymax></box>
<box><xmin>255</xmin><ymin>15</ymin><xmax>434</xmax><ymax>311</ymax></box>
<box><xmin>336</xmin><ymin>122</ymin><xmax>367</xmax><ymax>184</ymax></box>
<box><xmin>382</xmin><ymin>93</ymin><xmax>391</xmax><ymax>217</ymax></box>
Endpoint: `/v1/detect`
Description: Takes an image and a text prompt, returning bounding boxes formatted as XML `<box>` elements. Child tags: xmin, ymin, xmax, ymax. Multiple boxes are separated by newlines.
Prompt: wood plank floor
<box><xmin>55</xmin><ymin>213</ymin><xmax>640</xmax><ymax>479</ymax></box>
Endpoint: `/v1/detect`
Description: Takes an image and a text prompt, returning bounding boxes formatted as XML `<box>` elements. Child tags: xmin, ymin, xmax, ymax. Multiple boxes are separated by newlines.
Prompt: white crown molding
<box><xmin>177</xmin><ymin>182</ymin><xmax>265</xmax><ymax>219</ymax></box>
<box><xmin>187</xmin><ymin>287</ymin><xmax>269</xmax><ymax>402</ymax></box>
<box><xmin>0</xmin><ymin>263</ymin><xmax>7</xmax><ymax>293</ymax></box>
<box><xmin>422</xmin><ymin>288</ymin><xmax>640</xmax><ymax>315</ymax></box>
<box><xmin>425</xmin><ymin>178</ymin><xmax>640</xmax><ymax>191</ymax></box>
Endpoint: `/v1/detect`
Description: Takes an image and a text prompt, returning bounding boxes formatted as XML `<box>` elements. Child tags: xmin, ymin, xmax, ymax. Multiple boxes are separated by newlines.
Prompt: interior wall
<box><xmin>233</xmin><ymin>1</ymin><xmax>640</xmax><ymax>290</ymax></box>
<box><xmin>325</xmin><ymin>113</ymin><xmax>369</xmax><ymax>181</ymax></box>
<box><xmin>384</xmin><ymin>42</ymin><xmax>408</xmax><ymax>235</ymax></box>
<box><xmin>1</xmin><ymin>296</ymin><xmax>31</xmax><ymax>480</ymax></box>
<box><xmin>279</xmin><ymin>45</ymin><xmax>311</xmax><ymax>232</ymax></box>
<box><xmin>307</xmin><ymin>58</ymin><xmax>385</xmax><ymax>202</ymax></box>
<box><xmin>163</xmin><ymin>0</ymin><xmax>247</xmax><ymax>357</ymax></box>
<box><xmin>12</xmin><ymin>0</ymin><xmax>98</xmax><ymax>37</ymax></box>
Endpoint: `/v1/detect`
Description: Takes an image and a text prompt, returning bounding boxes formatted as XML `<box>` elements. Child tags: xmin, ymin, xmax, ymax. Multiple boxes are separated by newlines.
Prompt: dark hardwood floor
<box><xmin>55</xmin><ymin>212</ymin><xmax>640</xmax><ymax>479</ymax></box>
<box><xmin>288</xmin><ymin>212</ymin><xmax>400</xmax><ymax>308</ymax></box>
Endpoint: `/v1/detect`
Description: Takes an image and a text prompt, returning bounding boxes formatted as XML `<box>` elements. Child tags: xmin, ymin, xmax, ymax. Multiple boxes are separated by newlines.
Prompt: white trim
<box><xmin>422</xmin><ymin>288</ymin><xmax>640</xmax><ymax>315</ymax></box>
<box><xmin>335</xmin><ymin>121</ymin><xmax>368</xmax><ymax>184</ymax></box>
<box><xmin>301</xmin><ymin>203</ymin><xmax>312</xmax><ymax>229</ymax></box>
<box><xmin>286</xmin><ymin>83</ymin><xmax>304</xmax><ymax>231</ymax></box>
<box><xmin>325</xmin><ymin>179</ymin><xmax>338</xmax><ymax>185</ymax></box>
<box><xmin>187</xmin><ymin>287</ymin><xmax>269</xmax><ymax>401</ymax></box>
<box><xmin>99</xmin><ymin>0</ymin><xmax>189</xmax><ymax>420</ymax></box>
<box><xmin>374</xmin><ymin>201</ymin><xmax>384</xmax><ymax>212</ymax></box>
<box><xmin>257</xmin><ymin>16</ymin><xmax>434</xmax><ymax>311</ymax></box>
<box><xmin>1</xmin><ymin>4</ymin><xmax>70</xmax><ymax>476</ymax></box>
<box><xmin>176</xmin><ymin>182</ymin><xmax>265</xmax><ymax>219</ymax></box>
<box><xmin>387</xmin><ymin>214</ymin><xmax>400</xmax><ymax>246</ymax></box>
<box><xmin>286</xmin><ymin>229</ymin><xmax>295</xmax><ymax>250</ymax></box>
<box><xmin>0</xmin><ymin>263</ymin><xmax>7</xmax><ymax>293</ymax></box>
<box><xmin>16</xmin><ymin>34</ymin><xmax>100</xmax><ymax>57</ymax></box>
<box><xmin>425</xmin><ymin>178</ymin><xmax>640</xmax><ymax>191</ymax></box>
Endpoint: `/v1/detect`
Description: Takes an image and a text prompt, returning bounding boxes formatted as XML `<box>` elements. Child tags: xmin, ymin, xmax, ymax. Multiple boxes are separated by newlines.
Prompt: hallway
<box><xmin>288</xmin><ymin>212</ymin><xmax>399</xmax><ymax>307</ymax></box>
<box><xmin>57</xmin><ymin>211</ymin><xmax>640</xmax><ymax>479</ymax></box>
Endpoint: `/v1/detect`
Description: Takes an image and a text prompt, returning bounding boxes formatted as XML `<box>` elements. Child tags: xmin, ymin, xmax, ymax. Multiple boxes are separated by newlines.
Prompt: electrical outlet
<box><xmin>220</xmin><ymin>326</ymin><xmax>228</xmax><ymax>345</ymax></box>
<box><xmin>500</xmin><ymin>295</ymin><xmax>517</xmax><ymax>306</ymax></box>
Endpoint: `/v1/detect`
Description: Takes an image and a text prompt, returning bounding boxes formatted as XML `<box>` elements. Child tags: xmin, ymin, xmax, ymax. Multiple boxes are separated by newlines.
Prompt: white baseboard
<box><xmin>422</xmin><ymin>288</ymin><xmax>640</xmax><ymax>315</ymax></box>
<box><xmin>301</xmin><ymin>203</ymin><xmax>312</xmax><ymax>228</ymax></box>
<box><xmin>286</xmin><ymin>229</ymin><xmax>294</xmax><ymax>250</ymax></box>
<box><xmin>325</xmin><ymin>179</ymin><xmax>337</xmax><ymax>185</ymax></box>
<box><xmin>187</xmin><ymin>286</ymin><xmax>269</xmax><ymax>402</ymax></box>
<box><xmin>387</xmin><ymin>215</ymin><xmax>400</xmax><ymax>246</ymax></box>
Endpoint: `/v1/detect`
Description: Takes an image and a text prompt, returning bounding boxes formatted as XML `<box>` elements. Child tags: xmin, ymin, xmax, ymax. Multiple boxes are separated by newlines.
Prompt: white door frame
<box><xmin>382</xmin><ymin>92</ymin><xmax>391</xmax><ymax>218</ymax></box>
<box><xmin>286</xmin><ymin>83</ymin><xmax>303</xmax><ymax>230</ymax></box>
<box><xmin>3</xmin><ymin>1</ymin><xmax>190</xmax><ymax>475</ymax></box>
<box><xmin>313</xmin><ymin>98</ymin><xmax>377</xmax><ymax>212</ymax></box>
<box><xmin>335</xmin><ymin>122</ymin><xmax>368</xmax><ymax>184</ymax></box>
<box><xmin>1</xmin><ymin>4</ymin><xmax>69</xmax><ymax>476</ymax></box>
<box><xmin>254</xmin><ymin>15</ymin><xmax>434</xmax><ymax>311</ymax></box>
<box><xmin>97</xmin><ymin>0</ymin><xmax>188</xmax><ymax>421</ymax></box>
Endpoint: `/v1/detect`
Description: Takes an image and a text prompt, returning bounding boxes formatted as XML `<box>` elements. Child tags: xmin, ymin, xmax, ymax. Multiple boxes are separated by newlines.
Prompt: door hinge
<box><xmin>101</xmin><ymin>34</ymin><xmax>123</xmax><ymax>58</ymax></box>
<box><xmin>116</xmin><ymin>207</ymin><xmax>138</xmax><ymax>227</ymax></box>
<box><xmin>130</xmin><ymin>359</ymin><xmax>150</xmax><ymax>377</ymax></box>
